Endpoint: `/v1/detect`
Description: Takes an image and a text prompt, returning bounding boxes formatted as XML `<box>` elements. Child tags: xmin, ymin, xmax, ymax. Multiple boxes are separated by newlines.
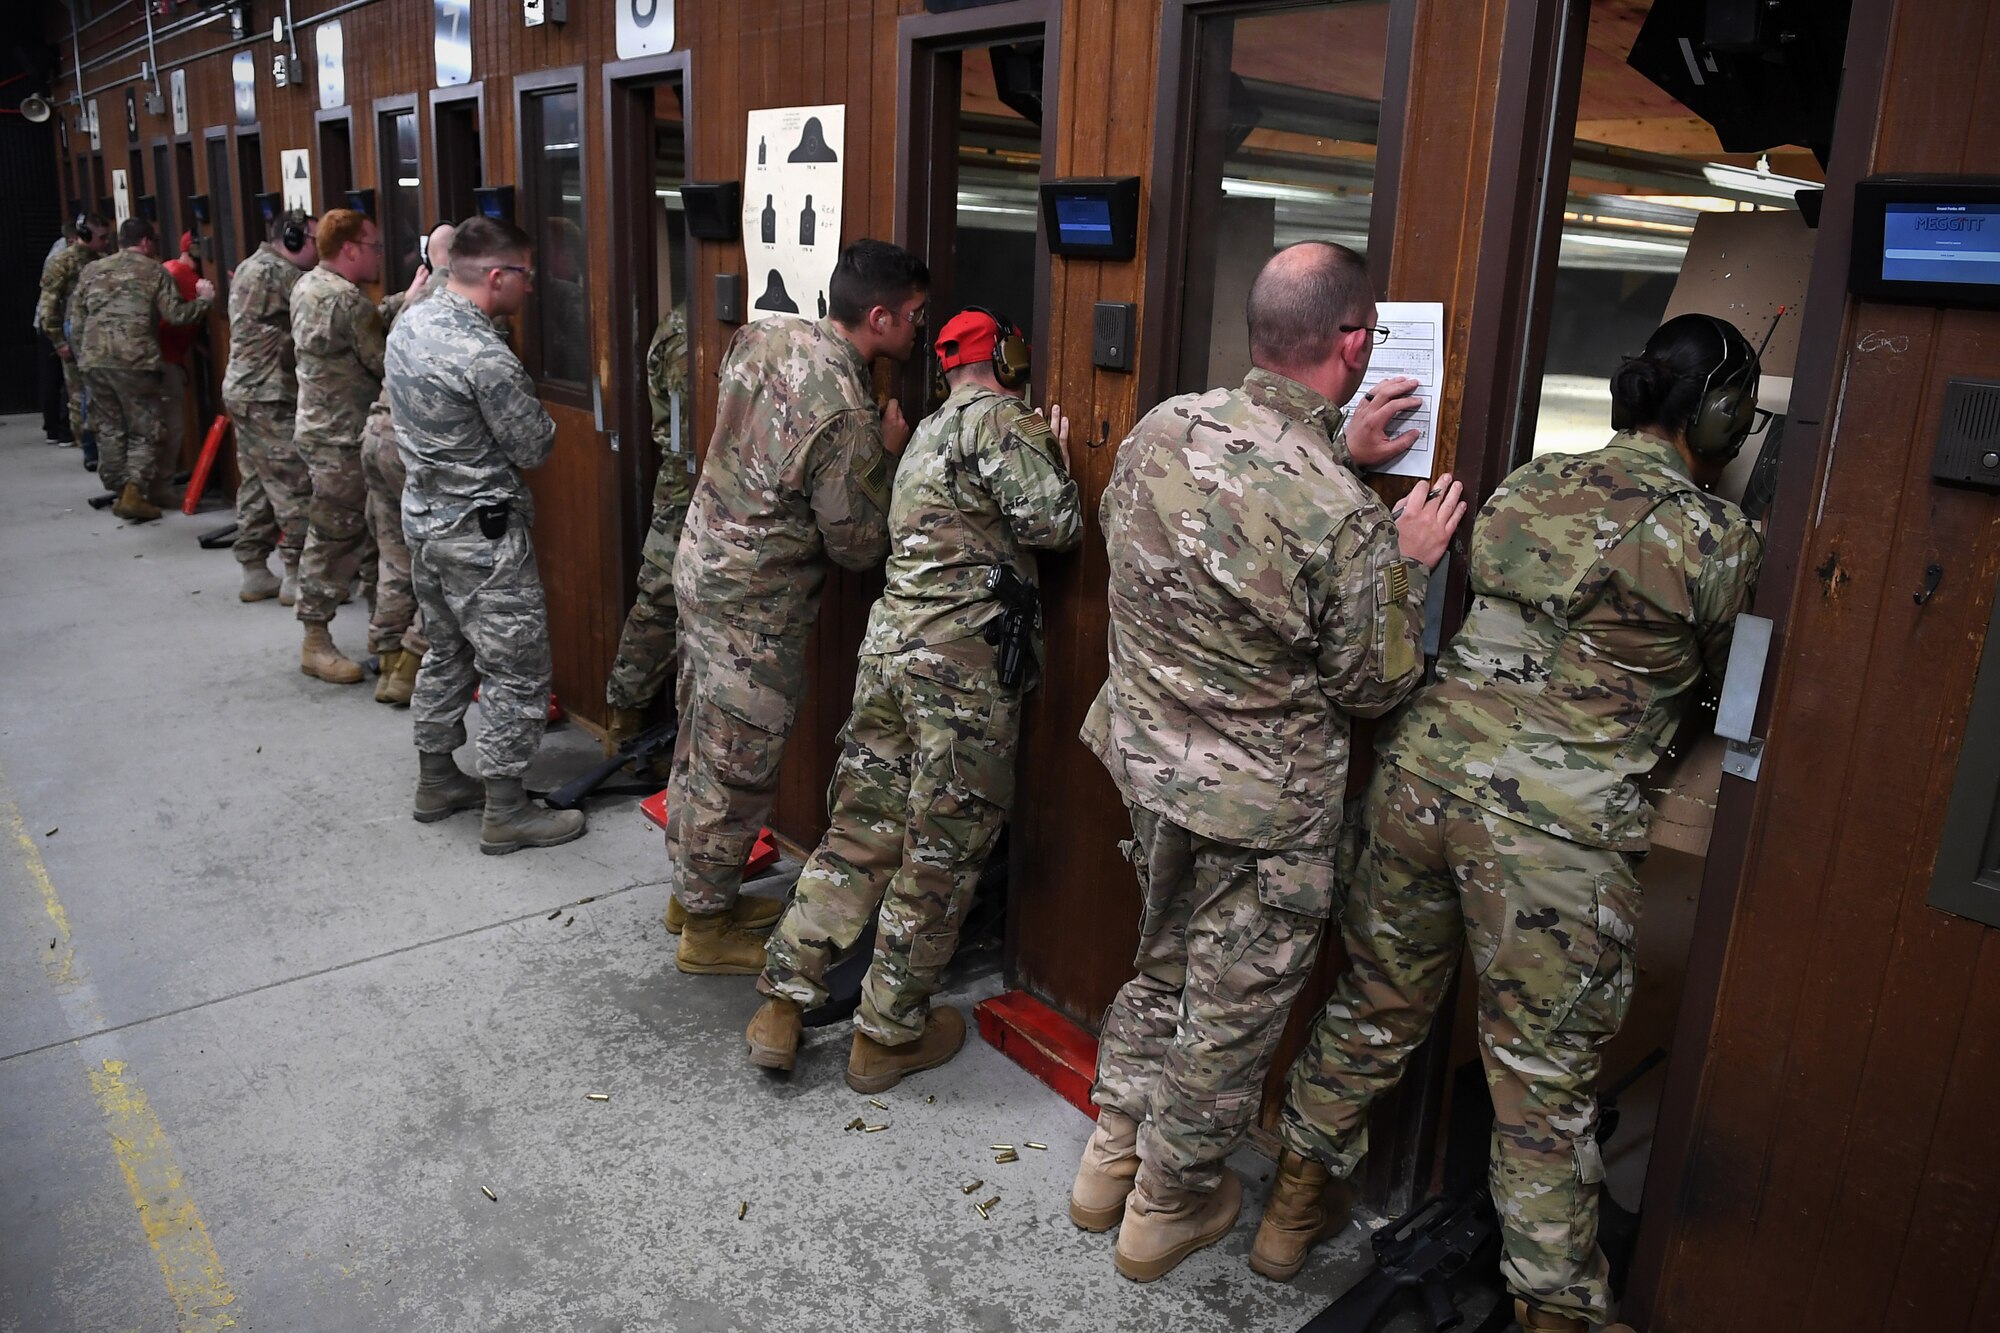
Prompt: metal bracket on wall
<box><xmin>1716</xmin><ymin>613</ymin><xmax>1774</xmax><ymax>781</ymax></box>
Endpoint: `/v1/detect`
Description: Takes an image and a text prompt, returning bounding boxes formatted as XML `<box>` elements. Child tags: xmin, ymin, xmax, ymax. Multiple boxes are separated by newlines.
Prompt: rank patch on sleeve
<box><xmin>1385</xmin><ymin>561</ymin><xmax>1410</xmax><ymax>604</ymax></box>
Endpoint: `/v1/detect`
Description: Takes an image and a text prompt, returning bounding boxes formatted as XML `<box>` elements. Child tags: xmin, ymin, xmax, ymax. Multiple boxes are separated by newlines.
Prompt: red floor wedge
<box><xmin>637</xmin><ymin>791</ymin><xmax>781</xmax><ymax>878</ymax></box>
<box><xmin>974</xmin><ymin>990</ymin><xmax>1100</xmax><ymax>1120</ymax></box>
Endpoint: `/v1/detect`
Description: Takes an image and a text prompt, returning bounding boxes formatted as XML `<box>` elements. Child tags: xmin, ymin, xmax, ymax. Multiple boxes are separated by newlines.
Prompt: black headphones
<box><xmin>1683</xmin><ymin>314</ymin><xmax>1760</xmax><ymax>460</ymax></box>
<box><xmin>280</xmin><ymin>209</ymin><xmax>309</xmax><ymax>254</ymax></box>
<box><xmin>75</xmin><ymin>213</ymin><xmax>96</xmax><ymax>244</ymax></box>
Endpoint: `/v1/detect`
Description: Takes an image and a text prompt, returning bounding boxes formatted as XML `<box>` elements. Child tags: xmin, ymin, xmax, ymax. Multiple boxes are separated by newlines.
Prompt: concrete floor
<box><xmin>0</xmin><ymin>415</ymin><xmax>1420</xmax><ymax>1333</ymax></box>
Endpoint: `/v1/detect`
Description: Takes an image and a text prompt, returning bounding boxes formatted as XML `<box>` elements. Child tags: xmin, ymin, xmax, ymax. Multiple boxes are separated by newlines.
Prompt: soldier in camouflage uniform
<box><xmin>291</xmin><ymin>209</ymin><xmax>387</xmax><ymax>684</ymax></box>
<box><xmin>386</xmin><ymin>216</ymin><xmax>584</xmax><ymax>856</ymax></box>
<box><xmin>37</xmin><ymin>213</ymin><xmax>113</xmax><ymax>456</ymax></box>
<box><xmin>66</xmin><ymin>218</ymin><xmax>214</xmax><ymax>523</ymax></box>
<box><xmin>223</xmin><ymin>216</ymin><xmax>319</xmax><ymax>603</ymax></box>
<box><xmin>1070</xmin><ymin>242</ymin><xmax>1466</xmax><ymax>1283</ymax></box>
<box><xmin>746</xmin><ymin>309</ymin><xmax>1082</xmax><ymax>1090</ymax></box>
<box><xmin>666</xmin><ymin>239</ymin><xmax>928</xmax><ymax>974</ymax></box>
<box><xmin>1260</xmin><ymin>315</ymin><xmax>1764</xmax><ymax>1332</ymax></box>
<box><xmin>603</xmin><ymin>303</ymin><xmax>694</xmax><ymax>744</ymax></box>
<box><xmin>364</xmin><ymin>222</ymin><xmax>454</xmax><ymax>706</ymax></box>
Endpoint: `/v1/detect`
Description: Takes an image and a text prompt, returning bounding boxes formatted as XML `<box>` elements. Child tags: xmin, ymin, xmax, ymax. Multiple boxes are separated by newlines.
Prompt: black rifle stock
<box><xmin>545</xmin><ymin>718</ymin><xmax>679</xmax><ymax>810</ymax></box>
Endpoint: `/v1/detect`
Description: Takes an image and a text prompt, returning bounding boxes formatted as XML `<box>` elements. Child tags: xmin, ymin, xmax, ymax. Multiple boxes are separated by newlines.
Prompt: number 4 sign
<box><xmin>616</xmin><ymin>0</ymin><xmax>675</xmax><ymax>58</ymax></box>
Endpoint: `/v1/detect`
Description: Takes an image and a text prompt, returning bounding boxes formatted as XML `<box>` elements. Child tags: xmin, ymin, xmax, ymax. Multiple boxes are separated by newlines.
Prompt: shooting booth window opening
<box><xmin>521</xmin><ymin>84</ymin><xmax>591</xmax><ymax>393</ymax></box>
<box><xmin>378</xmin><ymin>104</ymin><xmax>423</xmax><ymax>293</ymax></box>
<box><xmin>1170</xmin><ymin>0</ymin><xmax>1395</xmax><ymax>396</ymax></box>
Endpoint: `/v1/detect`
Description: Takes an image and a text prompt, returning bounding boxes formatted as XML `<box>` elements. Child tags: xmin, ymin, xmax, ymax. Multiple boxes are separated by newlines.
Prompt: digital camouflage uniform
<box><xmin>291</xmin><ymin>265</ymin><xmax>387</xmax><ymax>624</ymax></box>
<box><xmin>38</xmin><ymin>241</ymin><xmax>101</xmax><ymax>444</ymax></box>
<box><xmin>667</xmin><ymin>315</ymin><xmax>893</xmax><ymax>917</ymax></box>
<box><xmin>361</xmin><ymin>285</ymin><xmax>438</xmax><ymax>656</ymax></box>
<box><xmin>67</xmin><ymin>249</ymin><xmax>210</xmax><ymax>494</ymax></box>
<box><xmin>1081</xmin><ymin>368</ymin><xmax>1430</xmax><ymax>1211</ymax></box>
<box><xmin>1280</xmin><ymin>430</ymin><xmax>1763</xmax><ymax>1323</ymax></box>
<box><xmin>223</xmin><ymin>243</ymin><xmax>314</xmax><ymax>569</ymax></box>
<box><xmin>605</xmin><ymin>304</ymin><xmax>694</xmax><ymax>712</ymax></box>
<box><xmin>386</xmin><ymin>288</ymin><xmax>558</xmax><ymax>779</ymax></box>
<box><xmin>761</xmin><ymin>381</ymin><xmax>1083</xmax><ymax>1045</ymax></box>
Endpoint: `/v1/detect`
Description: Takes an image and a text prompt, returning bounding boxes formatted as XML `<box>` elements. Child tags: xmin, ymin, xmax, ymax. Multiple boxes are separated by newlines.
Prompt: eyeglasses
<box><xmin>892</xmin><ymin>301</ymin><xmax>927</xmax><ymax>328</ymax></box>
<box><xmin>1747</xmin><ymin>408</ymin><xmax>1778</xmax><ymax>439</ymax></box>
<box><xmin>1340</xmin><ymin>323</ymin><xmax>1394</xmax><ymax>346</ymax></box>
<box><xmin>496</xmin><ymin>264</ymin><xmax>536</xmax><ymax>284</ymax></box>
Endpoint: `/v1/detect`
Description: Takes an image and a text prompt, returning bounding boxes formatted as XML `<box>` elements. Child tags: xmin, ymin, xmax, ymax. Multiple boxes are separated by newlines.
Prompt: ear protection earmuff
<box><xmin>961</xmin><ymin>305</ymin><xmax>1032</xmax><ymax>389</ymax></box>
<box><xmin>75</xmin><ymin>213</ymin><xmax>95</xmax><ymax>244</ymax></box>
<box><xmin>1685</xmin><ymin>314</ymin><xmax>1760</xmax><ymax>460</ymax></box>
<box><xmin>280</xmin><ymin>209</ymin><xmax>308</xmax><ymax>254</ymax></box>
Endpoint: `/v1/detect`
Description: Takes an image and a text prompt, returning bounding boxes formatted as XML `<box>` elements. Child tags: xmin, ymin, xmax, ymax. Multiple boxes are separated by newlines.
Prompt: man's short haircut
<box><xmin>118</xmin><ymin>217</ymin><xmax>156</xmax><ymax>250</ymax></box>
<box><xmin>827</xmin><ymin>239</ymin><xmax>930</xmax><ymax>325</ymax></box>
<box><xmin>1246</xmin><ymin>241</ymin><xmax>1373</xmax><ymax>373</ymax></box>
<box><xmin>448</xmin><ymin>215</ymin><xmax>533</xmax><ymax>272</ymax></box>
<box><xmin>317</xmin><ymin>208</ymin><xmax>372</xmax><ymax>258</ymax></box>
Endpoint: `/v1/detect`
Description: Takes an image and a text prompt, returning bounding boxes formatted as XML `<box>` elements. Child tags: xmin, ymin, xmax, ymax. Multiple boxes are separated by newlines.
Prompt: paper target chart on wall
<box><xmin>741</xmin><ymin>105</ymin><xmax>844</xmax><ymax>323</ymax></box>
<box><xmin>281</xmin><ymin>150</ymin><xmax>312</xmax><ymax>213</ymax></box>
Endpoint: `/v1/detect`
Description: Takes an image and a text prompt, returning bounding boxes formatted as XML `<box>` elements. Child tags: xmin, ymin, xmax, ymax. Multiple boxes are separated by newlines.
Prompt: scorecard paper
<box><xmin>1344</xmin><ymin>301</ymin><xmax>1445</xmax><ymax>479</ymax></box>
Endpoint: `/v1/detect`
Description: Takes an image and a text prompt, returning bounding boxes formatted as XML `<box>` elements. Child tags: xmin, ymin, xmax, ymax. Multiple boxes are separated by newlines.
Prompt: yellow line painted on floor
<box><xmin>88</xmin><ymin>1059</ymin><xmax>238</xmax><ymax>1331</ymax></box>
<box><xmin>4</xmin><ymin>786</ymin><xmax>75</xmax><ymax>987</ymax></box>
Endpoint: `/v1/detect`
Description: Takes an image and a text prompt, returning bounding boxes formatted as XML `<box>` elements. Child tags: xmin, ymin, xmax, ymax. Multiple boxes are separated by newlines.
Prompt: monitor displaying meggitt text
<box><xmin>1850</xmin><ymin>177</ymin><xmax>2000</xmax><ymax>309</ymax></box>
<box><xmin>1881</xmin><ymin>203</ymin><xmax>2000</xmax><ymax>287</ymax></box>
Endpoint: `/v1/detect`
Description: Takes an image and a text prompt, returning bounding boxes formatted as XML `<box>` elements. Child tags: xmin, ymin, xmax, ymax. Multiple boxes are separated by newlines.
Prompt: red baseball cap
<box><xmin>935</xmin><ymin>308</ymin><xmax>1025</xmax><ymax>371</ymax></box>
<box><xmin>180</xmin><ymin>231</ymin><xmax>194</xmax><ymax>254</ymax></box>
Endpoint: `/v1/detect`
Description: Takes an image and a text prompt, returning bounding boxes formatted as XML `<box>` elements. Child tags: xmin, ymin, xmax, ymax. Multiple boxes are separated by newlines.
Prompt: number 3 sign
<box><xmin>615</xmin><ymin>0</ymin><xmax>675</xmax><ymax>58</ymax></box>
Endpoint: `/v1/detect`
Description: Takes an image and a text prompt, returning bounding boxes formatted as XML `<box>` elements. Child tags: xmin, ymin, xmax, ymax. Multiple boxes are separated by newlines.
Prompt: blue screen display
<box><xmin>1055</xmin><ymin>194</ymin><xmax>1115</xmax><ymax>246</ymax></box>
<box><xmin>1882</xmin><ymin>202</ymin><xmax>2000</xmax><ymax>286</ymax></box>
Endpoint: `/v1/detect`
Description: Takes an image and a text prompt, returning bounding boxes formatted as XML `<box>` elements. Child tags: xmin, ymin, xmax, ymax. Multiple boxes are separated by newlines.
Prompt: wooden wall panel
<box><xmin>1650</xmin><ymin>0</ymin><xmax>2000</xmax><ymax>1325</ymax></box>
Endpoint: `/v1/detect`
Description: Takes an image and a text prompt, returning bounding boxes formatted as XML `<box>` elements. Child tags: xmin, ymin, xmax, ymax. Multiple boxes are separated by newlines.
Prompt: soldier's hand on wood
<box><xmin>194</xmin><ymin>278</ymin><xmax>216</xmax><ymax>301</ymax></box>
<box><xmin>1046</xmin><ymin>402</ymin><xmax>1071</xmax><ymax>471</ymax></box>
<box><xmin>882</xmin><ymin>398</ymin><xmax>910</xmax><ymax>456</ymax></box>
<box><xmin>1346</xmin><ymin>375</ymin><xmax>1423</xmax><ymax>468</ymax></box>
<box><xmin>1395</xmin><ymin>475</ymin><xmax>1466</xmax><ymax>570</ymax></box>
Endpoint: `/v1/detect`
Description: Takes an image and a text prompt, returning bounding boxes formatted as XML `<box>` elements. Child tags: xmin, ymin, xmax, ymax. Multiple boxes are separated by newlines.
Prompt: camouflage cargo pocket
<box><xmin>1549</xmin><ymin>864</ymin><xmax>1641</xmax><ymax>1045</ymax></box>
<box><xmin>930</xmin><ymin>740</ymin><xmax>1010</xmax><ymax>859</ymax></box>
<box><xmin>1254</xmin><ymin>849</ymin><xmax>1338</xmax><ymax>920</ymax></box>
<box><xmin>706</xmin><ymin>628</ymin><xmax>804</xmax><ymax>738</ymax></box>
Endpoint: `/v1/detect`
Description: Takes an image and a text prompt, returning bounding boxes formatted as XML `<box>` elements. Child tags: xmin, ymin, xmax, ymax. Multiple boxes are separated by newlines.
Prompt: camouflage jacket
<box><xmin>1081</xmin><ymin>369</ymin><xmax>1430</xmax><ymax>852</ymax></box>
<box><xmin>674</xmin><ymin>315</ymin><xmax>891</xmax><ymax>639</ymax></box>
<box><xmin>860</xmin><ymin>381</ymin><xmax>1082</xmax><ymax>662</ymax></box>
<box><xmin>67</xmin><ymin>249</ymin><xmax>209</xmax><ymax>373</ymax></box>
<box><xmin>222</xmin><ymin>243</ymin><xmax>307</xmax><ymax>404</ymax></box>
<box><xmin>386</xmin><ymin>287</ymin><xmax>556</xmax><ymax>543</ymax></box>
<box><xmin>292</xmin><ymin>266</ymin><xmax>387</xmax><ymax>445</ymax></box>
<box><xmin>646</xmin><ymin>303</ymin><xmax>694</xmax><ymax>510</ymax></box>
<box><xmin>1383</xmin><ymin>430</ymin><xmax>1764</xmax><ymax>851</ymax></box>
<box><xmin>37</xmin><ymin>242</ymin><xmax>100</xmax><ymax>352</ymax></box>
<box><xmin>366</xmin><ymin>281</ymin><xmax>442</xmax><ymax>425</ymax></box>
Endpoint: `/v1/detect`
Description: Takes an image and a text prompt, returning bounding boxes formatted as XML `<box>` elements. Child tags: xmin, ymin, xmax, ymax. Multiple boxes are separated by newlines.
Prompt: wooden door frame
<box><xmin>147</xmin><ymin>135</ymin><xmax>174</xmax><ymax>244</ymax></box>
<box><xmin>427</xmin><ymin>80</ymin><xmax>487</xmax><ymax>228</ymax></box>
<box><xmin>1136</xmin><ymin>0</ymin><xmax>1416</xmax><ymax>411</ymax></box>
<box><xmin>313</xmin><ymin>106</ymin><xmax>356</xmax><ymax>214</ymax></box>
<box><xmin>601</xmin><ymin>49</ymin><xmax>697</xmax><ymax>616</ymax></box>
<box><xmin>1620</xmin><ymin>0</ymin><xmax>1899</xmax><ymax>1318</ymax></box>
<box><xmin>894</xmin><ymin>0</ymin><xmax>1064</xmax><ymax>425</ymax></box>
<box><xmin>233</xmin><ymin>123</ymin><xmax>266</xmax><ymax>253</ymax></box>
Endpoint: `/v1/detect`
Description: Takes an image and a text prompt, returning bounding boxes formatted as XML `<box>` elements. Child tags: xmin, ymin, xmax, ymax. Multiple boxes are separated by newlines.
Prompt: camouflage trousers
<box><xmin>226</xmin><ymin>396</ymin><xmax>311</xmax><ymax>568</ymax></box>
<box><xmin>409</xmin><ymin>515</ymin><xmax>553</xmax><ymax>779</ymax></box>
<box><xmin>760</xmin><ymin>640</ymin><xmax>1019</xmax><ymax>1046</ymax></box>
<box><xmin>155</xmin><ymin>363</ymin><xmax>189</xmax><ymax>504</ymax></box>
<box><xmin>665</xmin><ymin>613</ymin><xmax>808</xmax><ymax>916</ymax></box>
<box><xmin>1279</xmin><ymin>765</ymin><xmax>1639</xmax><ymax>1324</ymax></box>
<box><xmin>604</xmin><ymin>459</ymin><xmax>692</xmax><ymax>712</ymax></box>
<box><xmin>1093</xmin><ymin>806</ymin><xmax>1334</xmax><ymax>1205</ymax></box>
<box><xmin>295</xmin><ymin>435</ymin><xmax>368</xmax><ymax>625</ymax></box>
<box><xmin>361</xmin><ymin>413</ymin><xmax>426</xmax><ymax>656</ymax></box>
<box><xmin>60</xmin><ymin>356</ymin><xmax>88</xmax><ymax>441</ymax></box>
<box><xmin>84</xmin><ymin>367</ymin><xmax>164</xmax><ymax>493</ymax></box>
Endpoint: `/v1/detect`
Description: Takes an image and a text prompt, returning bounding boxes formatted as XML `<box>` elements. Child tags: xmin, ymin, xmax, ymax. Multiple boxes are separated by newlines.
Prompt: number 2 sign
<box><xmin>616</xmin><ymin>0</ymin><xmax>675</xmax><ymax>58</ymax></box>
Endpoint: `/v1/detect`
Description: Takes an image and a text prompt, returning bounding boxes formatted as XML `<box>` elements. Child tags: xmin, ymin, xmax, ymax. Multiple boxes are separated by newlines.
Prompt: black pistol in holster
<box><xmin>982</xmin><ymin>565</ymin><xmax>1040</xmax><ymax>690</ymax></box>
<box><xmin>476</xmin><ymin>503</ymin><xmax>510</xmax><ymax>539</ymax></box>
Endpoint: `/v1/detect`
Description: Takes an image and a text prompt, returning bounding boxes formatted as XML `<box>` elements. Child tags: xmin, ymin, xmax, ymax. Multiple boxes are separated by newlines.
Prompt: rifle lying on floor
<box><xmin>544</xmin><ymin>718</ymin><xmax>679</xmax><ymax>810</ymax></box>
<box><xmin>1297</xmin><ymin>1048</ymin><xmax>1669</xmax><ymax>1333</ymax></box>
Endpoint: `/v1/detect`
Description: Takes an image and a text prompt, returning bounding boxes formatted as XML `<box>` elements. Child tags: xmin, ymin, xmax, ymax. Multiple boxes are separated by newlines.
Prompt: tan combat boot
<box><xmin>378</xmin><ymin>648</ymin><xmax>420</xmax><ymax>707</ymax></box>
<box><xmin>1114</xmin><ymin>1168</ymin><xmax>1243</xmax><ymax>1282</ymax></box>
<box><xmin>278</xmin><ymin>560</ymin><xmax>299</xmax><ymax>607</ymax></box>
<box><xmin>676</xmin><ymin>911</ymin><xmax>770</xmax><ymax>975</ymax></box>
<box><xmin>746</xmin><ymin>996</ymin><xmax>803</xmax><ymax>1072</ymax></box>
<box><xmin>479</xmin><ymin>777</ymin><xmax>586</xmax><ymax>855</ymax></box>
<box><xmin>240</xmin><ymin>559</ymin><xmax>281</xmax><ymax>602</ymax></box>
<box><xmin>664</xmin><ymin>892</ymin><xmax>785</xmax><ymax>935</ymax></box>
<box><xmin>603</xmin><ymin>704</ymin><xmax>645</xmax><ymax>758</ymax></box>
<box><xmin>300</xmin><ymin>624</ymin><xmax>365</xmax><ymax>684</ymax></box>
<box><xmin>1249</xmin><ymin>1150</ymin><xmax>1350</xmax><ymax>1280</ymax></box>
<box><xmin>373</xmin><ymin>650</ymin><xmax>406</xmax><ymax>704</ymax></box>
<box><xmin>112</xmin><ymin>482</ymin><xmax>162</xmax><ymax>522</ymax></box>
<box><xmin>1514</xmin><ymin>1299</ymin><xmax>1635</xmax><ymax>1333</ymax></box>
<box><xmin>1070</xmin><ymin>1108</ymin><xmax>1141</xmax><ymax>1231</ymax></box>
<box><xmin>845</xmin><ymin>1005</ymin><xmax>968</xmax><ymax>1094</ymax></box>
<box><xmin>412</xmin><ymin>751</ymin><xmax>484</xmax><ymax>823</ymax></box>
